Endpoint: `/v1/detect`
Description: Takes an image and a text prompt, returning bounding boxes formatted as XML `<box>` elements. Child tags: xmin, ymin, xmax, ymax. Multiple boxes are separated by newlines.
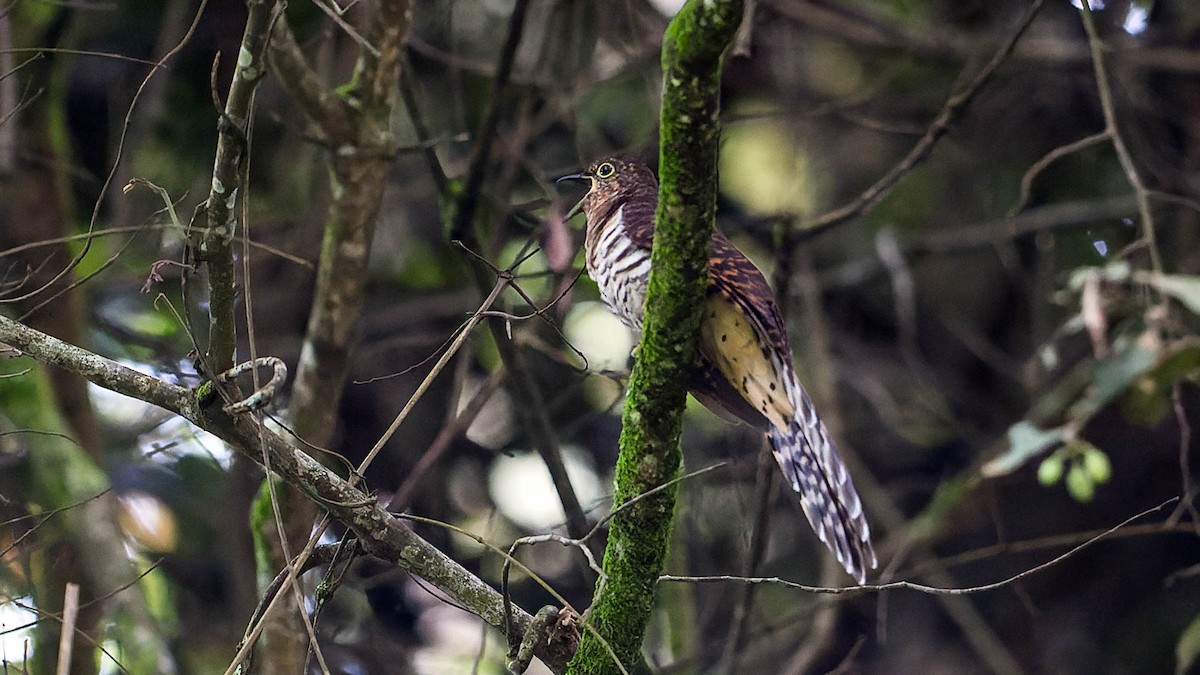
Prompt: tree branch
<box><xmin>798</xmin><ymin>0</ymin><xmax>1047</xmax><ymax>242</ymax></box>
<box><xmin>198</xmin><ymin>0</ymin><xmax>278</xmax><ymax>372</ymax></box>
<box><xmin>285</xmin><ymin>0</ymin><xmax>411</xmax><ymax>451</ymax></box>
<box><xmin>0</xmin><ymin>313</ymin><xmax>576</xmax><ymax>673</ymax></box>
<box><xmin>264</xmin><ymin>11</ymin><xmax>352</xmax><ymax>139</ymax></box>
<box><xmin>567</xmin><ymin>1</ymin><xmax>743</xmax><ymax>672</ymax></box>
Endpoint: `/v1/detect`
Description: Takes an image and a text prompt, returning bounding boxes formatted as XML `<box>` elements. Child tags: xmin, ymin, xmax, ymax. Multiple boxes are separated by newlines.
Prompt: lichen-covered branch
<box><xmin>274</xmin><ymin>0</ymin><xmax>411</xmax><ymax>452</ymax></box>
<box><xmin>567</xmin><ymin>1</ymin><xmax>743</xmax><ymax>672</ymax></box>
<box><xmin>257</xmin><ymin>4</ymin><xmax>410</xmax><ymax>668</ymax></box>
<box><xmin>197</xmin><ymin>0</ymin><xmax>278</xmax><ymax>372</ymax></box>
<box><xmin>0</xmin><ymin>313</ymin><xmax>575</xmax><ymax>673</ymax></box>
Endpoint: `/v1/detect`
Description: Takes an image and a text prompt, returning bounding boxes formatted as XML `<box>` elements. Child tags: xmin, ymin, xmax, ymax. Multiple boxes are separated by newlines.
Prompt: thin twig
<box><xmin>799</xmin><ymin>0</ymin><xmax>1048</xmax><ymax>241</ymax></box>
<box><xmin>659</xmin><ymin>498</ymin><xmax>1177</xmax><ymax>595</ymax></box>
<box><xmin>1008</xmin><ymin>130</ymin><xmax>1111</xmax><ymax>218</ymax></box>
<box><xmin>312</xmin><ymin>0</ymin><xmax>379</xmax><ymax>57</ymax></box>
<box><xmin>448</xmin><ymin>0</ymin><xmax>531</xmax><ymax>241</ymax></box>
<box><xmin>54</xmin><ymin>583</ymin><xmax>80</xmax><ymax>675</ymax></box>
<box><xmin>718</xmin><ymin>447</ymin><xmax>775</xmax><ymax>671</ymax></box>
<box><xmin>354</xmin><ymin>277</ymin><xmax>509</xmax><ymax>477</ymax></box>
<box><xmin>386</xmin><ymin>366</ymin><xmax>507</xmax><ymax>511</ymax></box>
<box><xmin>10</xmin><ymin>599</ymin><xmax>131</xmax><ymax>674</ymax></box>
<box><xmin>0</xmin><ymin>0</ymin><xmax>211</xmax><ymax>305</ymax></box>
<box><xmin>1077</xmin><ymin>0</ymin><xmax>1162</xmax><ymax>276</ymax></box>
<box><xmin>1167</xmin><ymin>384</ymin><xmax>1199</xmax><ymax>533</ymax></box>
<box><xmin>0</xmin><ymin>219</ymin><xmax>312</xmax><ymax>267</ymax></box>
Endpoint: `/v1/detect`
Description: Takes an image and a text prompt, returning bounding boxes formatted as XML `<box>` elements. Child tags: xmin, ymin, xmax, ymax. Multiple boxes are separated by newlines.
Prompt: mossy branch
<box><xmin>198</xmin><ymin>0</ymin><xmax>277</xmax><ymax>373</ymax></box>
<box><xmin>567</xmin><ymin>1</ymin><xmax>743</xmax><ymax>672</ymax></box>
<box><xmin>0</xmin><ymin>313</ymin><xmax>576</xmax><ymax>673</ymax></box>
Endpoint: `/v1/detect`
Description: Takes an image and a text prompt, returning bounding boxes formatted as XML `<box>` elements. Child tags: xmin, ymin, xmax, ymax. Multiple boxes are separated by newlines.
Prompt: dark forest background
<box><xmin>1</xmin><ymin>0</ymin><xmax>1198</xmax><ymax>673</ymax></box>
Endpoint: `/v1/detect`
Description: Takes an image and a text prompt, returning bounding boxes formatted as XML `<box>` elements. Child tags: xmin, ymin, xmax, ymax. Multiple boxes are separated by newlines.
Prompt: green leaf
<box><xmin>1069</xmin><ymin>340</ymin><xmax>1159</xmax><ymax>421</ymax></box>
<box><xmin>1065</xmin><ymin>463</ymin><xmax>1095</xmax><ymax>502</ymax></box>
<box><xmin>982</xmin><ymin>421</ymin><xmax>1066</xmax><ymax>477</ymax></box>
<box><xmin>1037</xmin><ymin>455</ymin><xmax>1064</xmax><ymax>485</ymax></box>
<box><xmin>126</xmin><ymin>310</ymin><xmax>178</xmax><ymax>338</ymax></box>
<box><xmin>1138</xmin><ymin>272</ymin><xmax>1200</xmax><ymax>315</ymax></box>
<box><xmin>1176</xmin><ymin>611</ymin><xmax>1200</xmax><ymax>675</ymax></box>
<box><xmin>1081</xmin><ymin>445</ymin><xmax>1112</xmax><ymax>484</ymax></box>
<box><xmin>1124</xmin><ymin>339</ymin><xmax>1200</xmax><ymax>425</ymax></box>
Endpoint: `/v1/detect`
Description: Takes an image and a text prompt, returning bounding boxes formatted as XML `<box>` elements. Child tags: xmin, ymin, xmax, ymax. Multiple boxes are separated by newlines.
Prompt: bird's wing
<box><xmin>698</xmin><ymin>231</ymin><xmax>797</xmax><ymax>432</ymax></box>
<box><xmin>619</xmin><ymin>219</ymin><xmax>796</xmax><ymax>429</ymax></box>
<box><xmin>705</xmin><ymin>236</ymin><xmax>876</xmax><ymax>582</ymax></box>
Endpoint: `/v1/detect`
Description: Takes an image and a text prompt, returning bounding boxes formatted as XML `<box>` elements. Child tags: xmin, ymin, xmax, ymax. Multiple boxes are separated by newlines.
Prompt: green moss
<box><xmin>567</xmin><ymin>1</ymin><xmax>742</xmax><ymax>672</ymax></box>
<box><xmin>195</xmin><ymin>380</ymin><xmax>217</xmax><ymax>407</ymax></box>
<box><xmin>250</xmin><ymin>477</ymin><xmax>286</xmax><ymax>589</ymax></box>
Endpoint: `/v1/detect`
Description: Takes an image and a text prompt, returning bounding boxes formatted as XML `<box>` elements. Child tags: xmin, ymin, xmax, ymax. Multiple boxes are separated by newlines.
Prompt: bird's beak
<box><xmin>555</xmin><ymin>172</ymin><xmax>590</xmax><ymax>225</ymax></box>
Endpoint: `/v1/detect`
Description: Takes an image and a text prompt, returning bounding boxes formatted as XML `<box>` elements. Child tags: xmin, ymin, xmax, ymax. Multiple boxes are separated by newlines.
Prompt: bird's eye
<box><xmin>595</xmin><ymin>162</ymin><xmax>615</xmax><ymax>179</ymax></box>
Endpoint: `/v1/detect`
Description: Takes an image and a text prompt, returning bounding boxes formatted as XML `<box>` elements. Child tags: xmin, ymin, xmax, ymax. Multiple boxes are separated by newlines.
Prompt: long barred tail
<box><xmin>767</xmin><ymin>378</ymin><xmax>876</xmax><ymax>584</ymax></box>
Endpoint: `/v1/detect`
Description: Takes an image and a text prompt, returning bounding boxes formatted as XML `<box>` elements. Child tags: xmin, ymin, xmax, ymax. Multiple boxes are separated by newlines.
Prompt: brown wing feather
<box><xmin>620</xmin><ymin>222</ymin><xmax>793</xmax><ymax>429</ymax></box>
<box><xmin>698</xmin><ymin>292</ymin><xmax>796</xmax><ymax>430</ymax></box>
<box><xmin>615</xmin><ymin>214</ymin><xmax>877</xmax><ymax>583</ymax></box>
<box><xmin>698</xmin><ymin>231</ymin><xmax>796</xmax><ymax>431</ymax></box>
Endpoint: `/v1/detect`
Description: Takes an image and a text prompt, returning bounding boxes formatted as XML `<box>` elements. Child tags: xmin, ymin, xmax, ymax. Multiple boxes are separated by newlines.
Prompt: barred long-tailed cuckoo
<box><xmin>558</xmin><ymin>155</ymin><xmax>876</xmax><ymax>583</ymax></box>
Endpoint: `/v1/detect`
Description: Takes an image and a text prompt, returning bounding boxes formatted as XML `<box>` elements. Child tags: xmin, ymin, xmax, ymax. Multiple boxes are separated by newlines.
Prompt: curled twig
<box><xmin>217</xmin><ymin>356</ymin><xmax>288</xmax><ymax>414</ymax></box>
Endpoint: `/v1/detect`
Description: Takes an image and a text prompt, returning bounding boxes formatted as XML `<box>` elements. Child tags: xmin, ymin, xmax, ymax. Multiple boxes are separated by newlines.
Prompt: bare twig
<box><xmin>53</xmin><ymin>583</ymin><xmax>80</xmax><ymax>675</ymax></box>
<box><xmin>0</xmin><ymin>47</ymin><xmax>165</xmax><ymax>68</ymax></box>
<box><xmin>10</xmin><ymin>598</ymin><xmax>130</xmax><ymax>675</ymax></box>
<box><xmin>311</xmin><ymin>0</ymin><xmax>379</xmax><ymax>57</ymax></box>
<box><xmin>913</xmin><ymin>521</ymin><xmax>1196</xmax><ymax>576</ymax></box>
<box><xmin>0</xmin><ymin>0</ymin><xmax>210</xmax><ymax>306</ymax></box>
<box><xmin>717</xmin><ymin>448</ymin><xmax>775</xmax><ymax>671</ymax></box>
<box><xmin>799</xmin><ymin>0</ymin><xmax>1048</xmax><ymax>241</ymax></box>
<box><xmin>659</xmin><ymin>498</ymin><xmax>1177</xmax><ymax>595</ymax></box>
<box><xmin>1008</xmin><ymin>130</ymin><xmax>1111</xmax><ymax>218</ymax></box>
<box><xmin>0</xmin><ymin>218</ymin><xmax>311</xmax><ymax>267</ymax></box>
<box><xmin>1168</xmin><ymin>384</ymin><xmax>1199</xmax><ymax>533</ymax></box>
<box><xmin>355</xmin><ymin>276</ymin><xmax>509</xmax><ymax>477</ymax></box>
<box><xmin>914</xmin><ymin>195</ymin><xmax>1137</xmax><ymax>253</ymax></box>
<box><xmin>448</xmin><ymin>0</ymin><xmax>532</xmax><ymax>242</ymax></box>
<box><xmin>1077</xmin><ymin>0</ymin><xmax>1162</xmax><ymax>276</ymax></box>
<box><xmin>387</xmin><ymin>366</ymin><xmax>507</xmax><ymax>511</ymax></box>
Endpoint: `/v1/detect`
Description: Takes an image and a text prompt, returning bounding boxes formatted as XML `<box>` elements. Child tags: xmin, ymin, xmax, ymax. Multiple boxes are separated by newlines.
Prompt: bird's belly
<box><xmin>587</xmin><ymin>228</ymin><xmax>651</xmax><ymax>332</ymax></box>
<box><xmin>598</xmin><ymin>273</ymin><xmax>648</xmax><ymax>332</ymax></box>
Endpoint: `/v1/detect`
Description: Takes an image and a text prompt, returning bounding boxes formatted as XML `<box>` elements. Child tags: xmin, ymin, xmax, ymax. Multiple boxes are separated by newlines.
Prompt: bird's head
<box><xmin>557</xmin><ymin>155</ymin><xmax>657</xmax><ymax>224</ymax></box>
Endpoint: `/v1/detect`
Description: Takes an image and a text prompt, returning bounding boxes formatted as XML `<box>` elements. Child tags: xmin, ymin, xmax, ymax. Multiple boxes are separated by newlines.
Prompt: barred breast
<box><xmin>585</xmin><ymin>205</ymin><xmax>652</xmax><ymax>333</ymax></box>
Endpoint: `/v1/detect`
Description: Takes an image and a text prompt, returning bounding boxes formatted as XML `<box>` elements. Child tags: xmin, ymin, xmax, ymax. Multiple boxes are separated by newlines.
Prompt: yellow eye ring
<box><xmin>594</xmin><ymin>162</ymin><xmax>615</xmax><ymax>179</ymax></box>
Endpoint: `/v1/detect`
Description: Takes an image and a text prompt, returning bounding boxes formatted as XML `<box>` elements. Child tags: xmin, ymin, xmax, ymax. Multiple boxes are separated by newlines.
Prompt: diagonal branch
<box><xmin>798</xmin><ymin>0</ymin><xmax>1047</xmax><ymax>242</ymax></box>
<box><xmin>0</xmin><ymin>312</ymin><xmax>577</xmax><ymax>673</ymax></box>
<box><xmin>1077</xmin><ymin>0</ymin><xmax>1162</xmax><ymax>277</ymax></box>
<box><xmin>264</xmin><ymin>13</ymin><xmax>352</xmax><ymax>138</ymax></box>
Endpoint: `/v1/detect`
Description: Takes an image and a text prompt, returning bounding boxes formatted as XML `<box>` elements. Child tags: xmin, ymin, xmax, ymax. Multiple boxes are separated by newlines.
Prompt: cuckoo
<box><xmin>558</xmin><ymin>155</ymin><xmax>876</xmax><ymax>583</ymax></box>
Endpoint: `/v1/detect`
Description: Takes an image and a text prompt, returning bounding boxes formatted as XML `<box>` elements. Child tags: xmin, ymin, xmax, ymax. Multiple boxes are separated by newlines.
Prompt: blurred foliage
<box><xmin>0</xmin><ymin>0</ymin><xmax>1197</xmax><ymax>672</ymax></box>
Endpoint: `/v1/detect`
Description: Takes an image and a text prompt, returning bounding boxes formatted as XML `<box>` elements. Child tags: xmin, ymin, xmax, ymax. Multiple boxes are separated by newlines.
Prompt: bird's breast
<box><xmin>585</xmin><ymin>205</ymin><xmax>652</xmax><ymax>332</ymax></box>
